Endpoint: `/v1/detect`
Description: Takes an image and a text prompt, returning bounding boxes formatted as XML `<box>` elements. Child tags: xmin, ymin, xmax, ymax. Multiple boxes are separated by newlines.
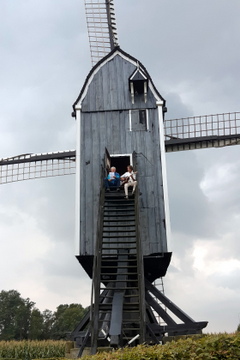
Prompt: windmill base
<box><xmin>70</xmin><ymin>278</ymin><xmax>207</xmax><ymax>357</ymax></box>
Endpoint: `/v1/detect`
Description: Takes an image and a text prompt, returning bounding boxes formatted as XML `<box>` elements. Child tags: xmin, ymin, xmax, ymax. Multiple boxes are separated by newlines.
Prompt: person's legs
<box><xmin>132</xmin><ymin>181</ymin><xmax>137</xmax><ymax>194</ymax></box>
<box><xmin>109</xmin><ymin>179</ymin><xmax>119</xmax><ymax>190</ymax></box>
<box><xmin>124</xmin><ymin>183</ymin><xmax>131</xmax><ymax>197</ymax></box>
<box><xmin>115</xmin><ymin>178</ymin><xmax>120</xmax><ymax>188</ymax></box>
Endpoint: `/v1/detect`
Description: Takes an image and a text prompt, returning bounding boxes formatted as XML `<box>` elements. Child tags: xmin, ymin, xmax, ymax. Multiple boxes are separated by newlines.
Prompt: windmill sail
<box><xmin>0</xmin><ymin>151</ymin><xmax>75</xmax><ymax>184</ymax></box>
<box><xmin>165</xmin><ymin>111</ymin><xmax>240</xmax><ymax>152</ymax></box>
<box><xmin>84</xmin><ymin>0</ymin><xmax>119</xmax><ymax>66</ymax></box>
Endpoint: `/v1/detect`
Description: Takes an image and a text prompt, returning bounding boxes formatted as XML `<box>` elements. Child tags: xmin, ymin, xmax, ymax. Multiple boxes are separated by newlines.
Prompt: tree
<box><xmin>0</xmin><ymin>290</ymin><xmax>34</xmax><ymax>340</ymax></box>
<box><xmin>29</xmin><ymin>308</ymin><xmax>44</xmax><ymax>340</ymax></box>
<box><xmin>51</xmin><ymin>304</ymin><xmax>86</xmax><ymax>339</ymax></box>
<box><xmin>42</xmin><ymin>309</ymin><xmax>54</xmax><ymax>339</ymax></box>
<box><xmin>237</xmin><ymin>323</ymin><xmax>240</xmax><ymax>332</ymax></box>
<box><xmin>0</xmin><ymin>289</ymin><xmax>87</xmax><ymax>340</ymax></box>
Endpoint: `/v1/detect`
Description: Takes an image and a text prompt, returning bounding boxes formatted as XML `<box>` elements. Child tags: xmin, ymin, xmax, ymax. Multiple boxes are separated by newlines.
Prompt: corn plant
<box><xmin>0</xmin><ymin>340</ymin><xmax>65</xmax><ymax>360</ymax></box>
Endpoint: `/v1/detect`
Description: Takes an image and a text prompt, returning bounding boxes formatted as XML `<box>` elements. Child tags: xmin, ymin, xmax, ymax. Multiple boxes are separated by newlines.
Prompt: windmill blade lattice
<box><xmin>165</xmin><ymin>111</ymin><xmax>240</xmax><ymax>152</ymax></box>
<box><xmin>0</xmin><ymin>150</ymin><xmax>75</xmax><ymax>184</ymax></box>
<box><xmin>84</xmin><ymin>0</ymin><xmax>119</xmax><ymax>66</ymax></box>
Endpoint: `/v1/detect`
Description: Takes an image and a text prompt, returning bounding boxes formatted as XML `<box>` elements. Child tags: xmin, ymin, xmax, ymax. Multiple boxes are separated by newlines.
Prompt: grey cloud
<box><xmin>167</xmin><ymin>150</ymin><xmax>215</xmax><ymax>238</ymax></box>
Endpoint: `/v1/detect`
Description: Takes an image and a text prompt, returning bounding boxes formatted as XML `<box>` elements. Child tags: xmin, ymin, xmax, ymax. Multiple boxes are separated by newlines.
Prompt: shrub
<box><xmin>81</xmin><ymin>333</ymin><xmax>240</xmax><ymax>360</ymax></box>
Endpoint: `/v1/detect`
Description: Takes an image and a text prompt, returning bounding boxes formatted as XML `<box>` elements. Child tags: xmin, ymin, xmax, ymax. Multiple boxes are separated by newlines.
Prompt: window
<box><xmin>130</xmin><ymin>109</ymin><xmax>148</xmax><ymax>131</ymax></box>
<box><xmin>129</xmin><ymin>68</ymin><xmax>148</xmax><ymax>104</ymax></box>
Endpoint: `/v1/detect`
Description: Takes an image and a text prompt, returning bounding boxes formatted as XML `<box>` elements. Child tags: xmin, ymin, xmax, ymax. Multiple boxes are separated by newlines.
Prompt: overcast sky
<box><xmin>0</xmin><ymin>0</ymin><xmax>240</xmax><ymax>334</ymax></box>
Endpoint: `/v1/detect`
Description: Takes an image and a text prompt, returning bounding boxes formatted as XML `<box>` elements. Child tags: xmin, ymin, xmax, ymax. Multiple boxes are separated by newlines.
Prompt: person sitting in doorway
<box><xmin>121</xmin><ymin>165</ymin><xmax>137</xmax><ymax>199</ymax></box>
<box><xmin>105</xmin><ymin>166</ymin><xmax>120</xmax><ymax>192</ymax></box>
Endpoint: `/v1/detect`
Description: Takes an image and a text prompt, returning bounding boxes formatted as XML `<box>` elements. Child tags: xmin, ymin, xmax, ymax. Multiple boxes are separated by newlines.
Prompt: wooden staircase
<box><xmin>91</xmin><ymin>189</ymin><xmax>145</xmax><ymax>351</ymax></box>
<box><xmin>70</xmin><ymin>188</ymin><xmax>208</xmax><ymax>356</ymax></box>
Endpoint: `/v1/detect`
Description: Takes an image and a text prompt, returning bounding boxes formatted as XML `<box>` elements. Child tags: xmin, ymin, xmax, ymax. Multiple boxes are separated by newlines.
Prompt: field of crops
<box><xmin>0</xmin><ymin>340</ymin><xmax>65</xmax><ymax>360</ymax></box>
<box><xmin>0</xmin><ymin>334</ymin><xmax>240</xmax><ymax>360</ymax></box>
<box><xmin>82</xmin><ymin>333</ymin><xmax>240</xmax><ymax>360</ymax></box>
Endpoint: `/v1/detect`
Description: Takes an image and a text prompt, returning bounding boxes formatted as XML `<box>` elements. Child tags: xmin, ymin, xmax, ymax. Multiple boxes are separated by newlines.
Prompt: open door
<box><xmin>104</xmin><ymin>148</ymin><xmax>111</xmax><ymax>176</ymax></box>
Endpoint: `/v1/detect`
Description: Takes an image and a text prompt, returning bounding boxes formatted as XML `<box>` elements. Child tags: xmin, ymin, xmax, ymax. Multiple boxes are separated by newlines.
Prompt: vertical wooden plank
<box><xmin>84</xmin><ymin>113</ymin><xmax>94</xmax><ymax>255</ymax></box>
<box><xmin>80</xmin><ymin>117</ymin><xmax>87</xmax><ymax>254</ymax></box>
<box><xmin>91</xmin><ymin>112</ymin><xmax>102</xmax><ymax>253</ymax></box>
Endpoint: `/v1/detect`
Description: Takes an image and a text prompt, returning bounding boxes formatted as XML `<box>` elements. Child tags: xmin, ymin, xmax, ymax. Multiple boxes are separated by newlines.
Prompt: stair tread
<box><xmin>101</xmin><ymin>259</ymin><xmax>137</xmax><ymax>262</ymax></box>
<box><xmin>123</xmin><ymin>302</ymin><xmax>140</xmax><ymax>305</ymax></box>
<box><xmin>100</xmin><ymin>285</ymin><xmax>139</xmax><ymax>289</ymax></box>
<box><xmin>100</xmin><ymin>279</ymin><xmax>138</xmax><ymax>282</ymax></box>
<box><xmin>102</xmin><ymin>240</ymin><xmax>136</xmax><ymax>243</ymax></box>
<box><xmin>105</xmin><ymin>199</ymin><xmax>134</xmax><ymax>201</ymax></box>
<box><xmin>101</xmin><ymin>246</ymin><xmax>136</xmax><ymax>249</ymax></box>
<box><xmin>104</xmin><ymin>208</ymin><xmax>134</xmax><ymax>210</ymax></box>
<box><xmin>104</xmin><ymin>215</ymin><xmax>135</xmax><ymax>217</ymax></box>
<box><xmin>104</xmin><ymin>204</ymin><xmax>135</xmax><ymax>207</ymax></box>
<box><xmin>101</xmin><ymin>248</ymin><xmax>137</xmax><ymax>251</ymax></box>
<box><xmin>102</xmin><ymin>235</ymin><xmax>136</xmax><ymax>238</ymax></box>
<box><xmin>101</xmin><ymin>266</ymin><xmax>137</xmax><ymax>269</ymax></box>
<box><xmin>103</xmin><ymin>221</ymin><xmax>135</xmax><ymax>224</ymax></box>
<box><xmin>103</xmin><ymin>219</ymin><xmax>135</xmax><ymax>221</ymax></box>
<box><xmin>100</xmin><ymin>272</ymin><xmax>138</xmax><ymax>275</ymax></box>
<box><xmin>103</xmin><ymin>230</ymin><xmax>136</xmax><ymax>232</ymax></box>
<box><xmin>104</xmin><ymin>211</ymin><xmax>134</xmax><ymax>214</ymax></box>
<box><xmin>104</xmin><ymin>208</ymin><xmax>135</xmax><ymax>211</ymax></box>
<box><xmin>103</xmin><ymin>225</ymin><xmax>136</xmax><ymax>228</ymax></box>
<box><xmin>102</xmin><ymin>245</ymin><xmax>136</xmax><ymax>247</ymax></box>
<box><xmin>122</xmin><ymin>320</ymin><xmax>141</xmax><ymax>323</ymax></box>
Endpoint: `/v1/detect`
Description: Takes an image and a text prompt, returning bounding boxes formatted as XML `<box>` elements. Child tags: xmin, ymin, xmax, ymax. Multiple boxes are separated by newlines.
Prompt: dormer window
<box><xmin>129</xmin><ymin>67</ymin><xmax>148</xmax><ymax>104</ymax></box>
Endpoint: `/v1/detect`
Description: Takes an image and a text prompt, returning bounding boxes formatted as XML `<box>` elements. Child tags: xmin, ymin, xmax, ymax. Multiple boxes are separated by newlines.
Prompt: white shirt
<box><xmin>121</xmin><ymin>171</ymin><xmax>136</xmax><ymax>183</ymax></box>
<box><xmin>109</xmin><ymin>172</ymin><xmax>115</xmax><ymax>179</ymax></box>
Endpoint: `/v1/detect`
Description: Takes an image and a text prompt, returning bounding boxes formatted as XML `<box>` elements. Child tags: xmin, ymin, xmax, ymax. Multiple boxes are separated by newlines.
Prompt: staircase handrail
<box><xmin>90</xmin><ymin>160</ymin><xmax>106</xmax><ymax>353</ymax></box>
<box><xmin>134</xmin><ymin>167</ymin><xmax>146</xmax><ymax>343</ymax></box>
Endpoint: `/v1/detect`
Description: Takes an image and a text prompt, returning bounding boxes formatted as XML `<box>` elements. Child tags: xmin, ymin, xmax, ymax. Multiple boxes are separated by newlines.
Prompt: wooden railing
<box><xmin>90</xmin><ymin>161</ymin><xmax>106</xmax><ymax>353</ymax></box>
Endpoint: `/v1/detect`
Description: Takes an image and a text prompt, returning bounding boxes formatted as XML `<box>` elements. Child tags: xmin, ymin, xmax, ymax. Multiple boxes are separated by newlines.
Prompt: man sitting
<box><xmin>105</xmin><ymin>166</ymin><xmax>120</xmax><ymax>192</ymax></box>
<box><xmin>121</xmin><ymin>165</ymin><xmax>137</xmax><ymax>199</ymax></box>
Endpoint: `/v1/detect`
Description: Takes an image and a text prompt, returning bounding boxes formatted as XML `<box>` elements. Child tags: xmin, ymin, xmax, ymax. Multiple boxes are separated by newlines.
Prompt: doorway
<box><xmin>110</xmin><ymin>154</ymin><xmax>132</xmax><ymax>176</ymax></box>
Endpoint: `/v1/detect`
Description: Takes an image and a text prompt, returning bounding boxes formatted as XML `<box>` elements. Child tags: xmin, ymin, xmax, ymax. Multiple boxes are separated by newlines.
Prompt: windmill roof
<box><xmin>73</xmin><ymin>46</ymin><xmax>165</xmax><ymax>113</ymax></box>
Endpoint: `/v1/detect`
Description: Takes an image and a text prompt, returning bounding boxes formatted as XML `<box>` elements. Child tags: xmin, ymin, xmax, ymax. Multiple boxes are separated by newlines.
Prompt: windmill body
<box><xmin>74</xmin><ymin>48</ymin><xmax>171</xmax><ymax>282</ymax></box>
<box><xmin>70</xmin><ymin>47</ymin><xmax>207</xmax><ymax>354</ymax></box>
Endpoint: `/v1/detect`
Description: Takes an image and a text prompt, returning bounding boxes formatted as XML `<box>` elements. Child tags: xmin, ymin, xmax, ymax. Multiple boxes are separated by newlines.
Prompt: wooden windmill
<box><xmin>1</xmin><ymin>0</ymin><xmax>240</xmax><ymax>356</ymax></box>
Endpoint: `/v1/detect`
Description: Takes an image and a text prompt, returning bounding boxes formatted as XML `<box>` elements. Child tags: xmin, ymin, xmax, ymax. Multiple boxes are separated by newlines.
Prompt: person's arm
<box><xmin>129</xmin><ymin>172</ymin><xmax>136</xmax><ymax>181</ymax></box>
<box><xmin>120</xmin><ymin>172</ymin><xmax>127</xmax><ymax>181</ymax></box>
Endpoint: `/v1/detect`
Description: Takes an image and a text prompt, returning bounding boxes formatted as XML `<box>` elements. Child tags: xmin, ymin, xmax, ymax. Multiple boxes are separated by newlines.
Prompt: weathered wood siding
<box><xmin>77</xmin><ymin>53</ymin><xmax>167</xmax><ymax>257</ymax></box>
<box><xmin>81</xmin><ymin>55</ymin><xmax>157</xmax><ymax>112</ymax></box>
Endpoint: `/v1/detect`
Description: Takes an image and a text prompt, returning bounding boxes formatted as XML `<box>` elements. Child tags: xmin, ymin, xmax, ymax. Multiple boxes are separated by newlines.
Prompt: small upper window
<box><xmin>129</xmin><ymin>68</ymin><xmax>148</xmax><ymax>104</ymax></box>
<box><xmin>130</xmin><ymin>109</ymin><xmax>148</xmax><ymax>131</ymax></box>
